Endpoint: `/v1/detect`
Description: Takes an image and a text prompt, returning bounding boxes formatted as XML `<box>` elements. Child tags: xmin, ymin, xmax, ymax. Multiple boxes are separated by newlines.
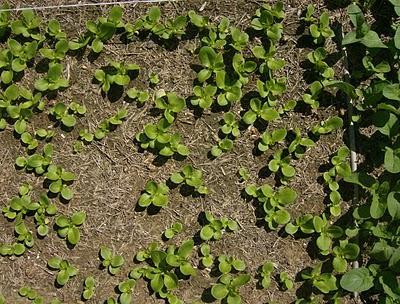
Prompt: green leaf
<box><xmin>61</xmin><ymin>186</ymin><xmax>73</xmax><ymax>200</ymax></box>
<box><xmin>48</xmin><ymin>256</ymin><xmax>62</xmax><ymax>269</ymax></box>
<box><xmin>385</xmin><ymin>147</ymin><xmax>400</xmax><ymax>173</ymax></box>
<box><xmin>67</xmin><ymin>226</ymin><xmax>80</xmax><ymax>245</ymax></box>
<box><xmin>340</xmin><ymin>267</ymin><xmax>374</xmax><ymax>292</ymax></box>
<box><xmin>211</xmin><ymin>284</ymin><xmax>229</xmax><ymax>299</ymax></box>
<box><xmin>388</xmin><ymin>192</ymin><xmax>400</xmax><ymax>220</ymax></box>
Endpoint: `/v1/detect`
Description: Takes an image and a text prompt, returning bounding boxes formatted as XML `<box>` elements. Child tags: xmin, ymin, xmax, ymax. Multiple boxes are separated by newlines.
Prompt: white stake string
<box><xmin>0</xmin><ymin>0</ymin><xmax>177</xmax><ymax>12</ymax></box>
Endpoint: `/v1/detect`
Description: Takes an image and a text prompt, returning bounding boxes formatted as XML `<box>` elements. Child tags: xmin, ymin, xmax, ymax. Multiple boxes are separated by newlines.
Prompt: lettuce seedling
<box><xmin>188</xmin><ymin>10</ymin><xmax>210</xmax><ymax>29</ymax></box>
<box><xmin>40</xmin><ymin>39</ymin><xmax>69</xmax><ymax>62</ymax></box>
<box><xmin>100</xmin><ymin>246</ymin><xmax>124</xmax><ymax>275</ymax></box>
<box><xmin>117</xmin><ymin>279</ymin><xmax>136</xmax><ymax>304</ymax></box>
<box><xmin>153</xmin><ymin>15</ymin><xmax>187</xmax><ymax>40</ymax></box>
<box><xmin>309</xmin><ymin>12</ymin><xmax>334</xmax><ymax>44</ymax></box>
<box><xmin>268</xmin><ymin>149</ymin><xmax>295</xmax><ymax>180</ymax></box>
<box><xmin>301</xmin><ymin>263</ymin><xmax>337</xmax><ymax>294</ymax></box>
<box><xmin>288</xmin><ymin>128</ymin><xmax>315</xmax><ymax>158</ymax></box>
<box><xmin>35</xmin><ymin>128</ymin><xmax>55</xmax><ymax>141</ymax></box>
<box><xmin>285</xmin><ymin>214</ymin><xmax>314</xmax><ymax>235</ymax></box>
<box><xmin>332</xmin><ymin>240</ymin><xmax>359</xmax><ymax>273</ymax></box>
<box><xmin>136</xmin><ymin>119</ymin><xmax>189</xmax><ymax>157</ymax></box>
<box><xmin>35</xmin><ymin>63</ymin><xmax>69</xmax><ymax>92</ymax></box>
<box><xmin>46</xmin><ymin>164</ymin><xmax>75</xmax><ymax>200</ymax></box>
<box><xmin>86</xmin><ymin>6</ymin><xmax>124</xmax><ymax>53</ymax></box>
<box><xmin>46</xmin><ymin>19</ymin><xmax>67</xmax><ymax>40</ymax></box>
<box><xmin>2</xmin><ymin>183</ymin><xmax>38</xmax><ymax>221</ymax></box>
<box><xmin>47</xmin><ymin>257</ymin><xmax>78</xmax><ymax>286</ymax></box>
<box><xmin>230</xmin><ymin>27</ymin><xmax>249</xmax><ymax>51</ymax></box>
<box><xmin>164</xmin><ymin>222</ymin><xmax>183</xmax><ymax>239</ymax></box>
<box><xmin>313</xmin><ymin>213</ymin><xmax>343</xmax><ymax>255</ymax></box>
<box><xmin>11</xmin><ymin>9</ymin><xmax>44</xmax><ymax>41</ymax></box>
<box><xmin>55</xmin><ymin>211</ymin><xmax>86</xmax><ymax>246</ymax></box>
<box><xmin>259</xmin><ymin>261</ymin><xmax>274</xmax><ymax>289</ymax></box>
<box><xmin>251</xmin><ymin>44</ymin><xmax>283</xmax><ymax>75</ymax></box>
<box><xmin>79</xmin><ymin>129</ymin><xmax>94</xmax><ymax>143</ymax></box>
<box><xmin>251</xmin><ymin>1</ymin><xmax>285</xmax><ymax>43</ymax></box>
<box><xmin>197</xmin><ymin>46</ymin><xmax>225</xmax><ymax>83</ymax></box>
<box><xmin>246</xmin><ymin>184</ymin><xmax>297</xmax><ymax>229</ymax></box>
<box><xmin>170</xmin><ymin>165</ymin><xmax>208</xmax><ymax>195</ymax></box>
<box><xmin>211</xmin><ymin>273</ymin><xmax>250</xmax><ymax>304</ymax></box>
<box><xmin>302</xmin><ymin>4</ymin><xmax>317</xmax><ymax>23</ymax></box>
<box><xmin>82</xmin><ymin>276</ymin><xmax>95</xmax><ymax>301</ymax></box>
<box><xmin>142</xmin><ymin>7</ymin><xmax>161</xmax><ymax>31</ymax></box>
<box><xmin>138</xmin><ymin>180</ymin><xmax>169</xmax><ymax>208</ymax></box>
<box><xmin>50</xmin><ymin>101</ymin><xmax>86</xmax><ymax>128</ymax></box>
<box><xmin>191</xmin><ymin>85</ymin><xmax>217</xmax><ymax>109</ymax></box>
<box><xmin>218</xmin><ymin>255</ymin><xmax>246</xmax><ymax>274</ymax></box>
<box><xmin>95</xmin><ymin>61</ymin><xmax>140</xmax><ymax>93</ymax></box>
<box><xmin>211</xmin><ymin>138</ymin><xmax>233</xmax><ymax>157</ymax></box>
<box><xmin>126</xmin><ymin>88</ymin><xmax>150</xmax><ymax>103</ymax></box>
<box><xmin>257</xmin><ymin>77</ymin><xmax>287</xmax><ymax>100</ymax></box>
<box><xmin>15</xmin><ymin>220</ymin><xmax>34</xmax><ymax>248</ymax></box>
<box><xmin>258</xmin><ymin>128</ymin><xmax>286</xmax><ymax>152</ymax></box>
<box><xmin>68</xmin><ymin>34</ymin><xmax>91</xmax><ymax>51</ymax></box>
<box><xmin>201</xmin><ymin>28</ymin><xmax>227</xmax><ymax>50</ymax></box>
<box><xmin>214</xmin><ymin>71</ymin><xmax>242</xmax><ymax>106</ymax></box>
<box><xmin>307</xmin><ymin>48</ymin><xmax>334</xmax><ymax>80</ymax></box>
<box><xmin>0</xmin><ymin>242</ymin><xmax>25</xmax><ymax>256</ymax></box>
<box><xmin>165</xmin><ymin>240</ymin><xmax>196</xmax><ymax>276</ymax></box>
<box><xmin>279</xmin><ymin>272</ymin><xmax>294</xmax><ymax>290</ymax></box>
<box><xmin>199</xmin><ymin>244</ymin><xmax>213</xmax><ymax>268</ymax></box>
<box><xmin>221</xmin><ymin>112</ymin><xmax>240</xmax><ymax>138</ymax></box>
<box><xmin>5</xmin><ymin>39</ymin><xmax>37</xmax><ymax>75</ymax></box>
<box><xmin>15</xmin><ymin>143</ymin><xmax>53</xmax><ymax>175</ymax></box>
<box><xmin>34</xmin><ymin>193</ymin><xmax>57</xmax><ymax>237</ymax></box>
<box><xmin>200</xmin><ymin>211</ymin><xmax>238</xmax><ymax>241</ymax></box>
<box><xmin>242</xmin><ymin>98</ymin><xmax>280</xmax><ymax>125</ymax></box>
<box><xmin>155</xmin><ymin>91</ymin><xmax>186</xmax><ymax>123</ymax></box>
<box><xmin>20</xmin><ymin>132</ymin><xmax>38</xmax><ymax>150</ymax></box>
<box><xmin>343</xmin><ymin>4</ymin><xmax>387</xmax><ymax>48</ymax></box>
<box><xmin>94</xmin><ymin>108</ymin><xmax>128</xmax><ymax>140</ymax></box>
<box><xmin>232</xmin><ymin>53</ymin><xmax>257</xmax><ymax>85</ymax></box>
<box><xmin>311</xmin><ymin>116</ymin><xmax>343</xmax><ymax>135</ymax></box>
<box><xmin>19</xmin><ymin>287</ymin><xmax>43</xmax><ymax>303</ymax></box>
<box><xmin>238</xmin><ymin>167</ymin><xmax>250</xmax><ymax>182</ymax></box>
<box><xmin>149</xmin><ymin>72</ymin><xmax>160</xmax><ymax>86</ymax></box>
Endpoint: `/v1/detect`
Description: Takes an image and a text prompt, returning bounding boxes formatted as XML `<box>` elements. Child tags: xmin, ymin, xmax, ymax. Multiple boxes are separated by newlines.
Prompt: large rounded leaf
<box><xmin>340</xmin><ymin>267</ymin><xmax>374</xmax><ymax>292</ymax></box>
<box><xmin>211</xmin><ymin>284</ymin><xmax>229</xmax><ymax>299</ymax></box>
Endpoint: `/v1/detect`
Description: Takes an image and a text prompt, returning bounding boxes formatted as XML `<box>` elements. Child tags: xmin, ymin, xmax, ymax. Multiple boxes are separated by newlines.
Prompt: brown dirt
<box><xmin>0</xmin><ymin>0</ymin><xmax>350</xmax><ymax>303</ymax></box>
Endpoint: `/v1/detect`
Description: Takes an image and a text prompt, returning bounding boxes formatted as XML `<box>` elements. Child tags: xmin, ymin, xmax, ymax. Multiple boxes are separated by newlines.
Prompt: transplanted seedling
<box><xmin>285</xmin><ymin>214</ymin><xmax>315</xmax><ymax>235</ymax></box>
<box><xmin>258</xmin><ymin>128</ymin><xmax>287</xmax><ymax>152</ymax></box>
<box><xmin>0</xmin><ymin>242</ymin><xmax>25</xmax><ymax>256</ymax></box>
<box><xmin>200</xmin><ymin>211</ymin><xmax>238</xmax><ymax>241</ymax></box>
<box><xmin>313</xmin><ymin>213</ymin><xmax>343</xmax><ymax>255</ymax></box>
<box><xmin>268</xmin><ymin>149</ymin><xmax>296</xmax><ymax>181</ymax></box>
<box><xmin>242</xmin><ymin>98</ymin><xmax>280</xmax><ymax>125</ymax></box>
<box><xmin>311</xmin><ymin>116</ymin><xmax>343</xmax><ymax>136</ymax></box>
<box><xmin>301</xmin><ymin>262</ymin><xmax>337</xmax><ymax>294</ymax></box>
<box><xmin>94</xmin><ymin>108</ymin><xmax>128</xmax><ymax>140</ymax></box>
<box><xmin>218</xmin><ymin>255</ymin><xmax>246</xmax><ymax>274</ymax></box>
<box><xmin>138</xmin><ymin>180</ymin><xmax>170</xmax><ymax>208</ymax></box>
<box><xmin>251</xmin><ymin>1</ymin><xmax>285</xmax><ymax>42</ymax></box>
<box><xmin>2</xmin><ymin>183</ymin><xmax>38</xmax><ymax>221</ymax></box>
<box><xmin>165</xmin><ymin>240</ymin><xmax>196</xmax><ymax>276</ymax></box>
<box><xmin>279</xmin><ymin>272</ymin><xmax>294</xmax><ymax>290</ymax></box>
<box><xmin>46</xmin><ymin>164</ymin><xmax>75</xmax><ymax>200</ymax></box>
<box><xmin>11</xmin><ymin>9</ymin><xmax>43</xmax><ymax>41</ymax></box>
<box><xmin>170</xmin><ymin>165</ymin><xmax>208</xmax><ymax>195</ymax></box>
<box><xmin>34</xmin><ymin>63</ymin><xmax>69</xmax><ymax>92</ymax></box>
<box><xmin>197</xmin><ymin>46</ymin><xmax>225</xmax><ymax>83</ymax></box>
<box><xmin>199</xmin><ymin>244</ymin><xmax>214</xmax><ymax>268</ymax></box>
<box><xmin>221</xmin><ymin>112</ymin><xmax>240</xmax><ymax>138</ymax></box>
<box><xmin>154</xmin><ymin>91</ymin><xmax>186</xmax><ymax>123</ymax></box>
<box><xmin>47</xmin><ymin>256</ymin><xmax>78</xmax><ymax>286</ymax></box>
<box><xmin>82</xmin><ymin>276</ymin><xmax>96</xmax><ymax>301</ymax></box>
<box><xmin>34</xmin><ymin>193</ymin><xmax>57</xmax><ymax>237</ymax></box>
<box><xmin>46</xmin><ymin>19</ymin><xmax>67</xmax><ymax>40</ymax></box>
<box><xmin>15</xmin><ymin>143</ymin><xmax>53</xmax><ymax>175</ymax></box>
<box><xmin>95</xmin><ymin>60</ymin><xmax>140</xmax><ymax>93</ymax></box>
<box><xmin>259</xmin><ymin>261</ymin><xmax>274</xmax><ymax>289</ymax></box>
<box><xmin>117</xmin><ymin>279</ymin><xmax>136</xmax><ymax>304</ymax></box>
<box><xmin>191</xmin><ymin>85</ymin><xmax>217</xmax><ymax>110</ymax></box>
<box><xmin>288</xmin><ymin>128</ymin><xmax>315</xmax><ymax>158</ymax></box>
<box><xmin>211</xmin><ymin>138</ymin><xmax>233</xmax><ymax>157</ymax></box>
<box><xmin>19</xmin><ymin>287</ymin><xmax>43</xmax><ymax>303</ymax></box>
<box><xmin>126</xmin><ymin>88</ymin><xmax>150</xmax><ymax>103</ymax></box>
<box><xmin>164</xmin><ymin>222</ymin><xmax>184</xmax><ymax>240</ymax></box>
<box><xmin>211</xmin><ymin>273</ymin><xmax>250</xmax><ymax>304</ymax></box>
<box><xmin>136</xmin><ymin>118</ymin><xmax>189</xmax><ymax>157</ymax></box>
<box><xmin>55</xmin><ymin>211</ymin><xmax>86</xmax><ymax>246</ymax></box>
<box><xmin>40</xmin><ymin>39</ymin><xmax>69</xmax><ymax>62</ymax></box>
<box><xmin>332</xmin><ymin>240</ymin><xmax>360</xmax><ymax>273</ymax></box>
<box><xmin>100</xmin><ymin>246</ymin><xmax>124</xmax><ymax>275</ymax></box>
